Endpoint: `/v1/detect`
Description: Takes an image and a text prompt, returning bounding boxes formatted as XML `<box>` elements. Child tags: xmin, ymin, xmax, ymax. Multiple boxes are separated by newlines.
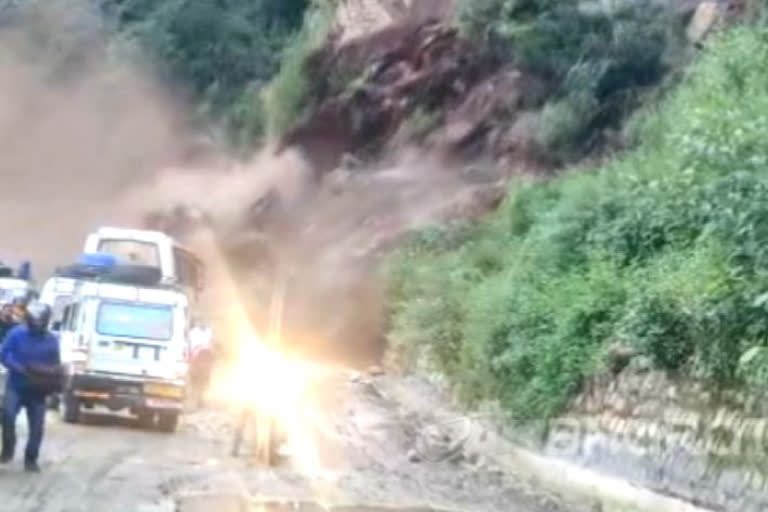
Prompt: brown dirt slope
<box><xmin>278</xmin><ymin>16</ymin><xmax>549</xmax><ymax>177</ymax></box>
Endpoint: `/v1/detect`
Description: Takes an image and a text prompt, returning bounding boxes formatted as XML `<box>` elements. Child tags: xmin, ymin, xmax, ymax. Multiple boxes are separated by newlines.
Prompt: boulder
<box><xmin>686</xmin><ymin>1</ymin><xmax>721</xmax><ymax>43</ymax></box>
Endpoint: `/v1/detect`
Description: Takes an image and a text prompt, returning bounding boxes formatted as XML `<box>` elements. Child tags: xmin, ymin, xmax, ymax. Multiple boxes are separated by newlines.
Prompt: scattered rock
<box><xmin>460</xmin><ymin>163</ymin><xmax>501</xmax><ymax>184</ymax></box>
<box><xmin>281</xmin><ymin>20</ymin><xmax>492</xmax><ymax>174</ymax></box>
<box><xmin>686</xmin><ymin>1</ymin><xmax>721</xmax><ymax>44</ymax></box>
<box><xmin>407</xmin><ymin>448</ymin><xmax>422</xmax><ymax>462</ymax></box>
<box><xmin>339</xmin><ymin>152</ymin><xmax>364</xmax><ymax>171</ymax></box>
<box><xmin>626</xmin><ymin>355</ymin><xmax>653</xmax><ymax>375</ymax></box>
<box><xmin>666</xmin><ymin>386</ymin><xmax>679</xmax><ymax>401</ymax></box>
<box><xmin>609</xmin><ymin>396</ymin><xmax>632</xmax><ymax>417</ymax></box>
<box><xmin>441</xmin><ymin>119</ymin><xmax>479</xmax><ymax>146</ymax></box>
<box><xmin>367</xmin><ymin>365</ymin><xmax>385</xmax><ymax>376</ymax></box>
<box><xmin>464</xmin><ymin>451</ymin><xmax>480</xmax><ymax>466</ymax></box>
<box><xmin>603</xmin><ymin>343</ymin><xmax>638</xmax><ymax>375</ymax></box>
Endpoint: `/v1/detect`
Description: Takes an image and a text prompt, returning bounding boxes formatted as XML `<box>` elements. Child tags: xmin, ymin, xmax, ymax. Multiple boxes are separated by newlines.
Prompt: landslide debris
<box><xmin>138</xmin><ymin>0</ymin><xmax>743</xmax><ymax>362</ymax></box>
<box><xmin>278</xmin><ymin>18</ymin><xmax>548</xmax><ymax>176</ymax></box>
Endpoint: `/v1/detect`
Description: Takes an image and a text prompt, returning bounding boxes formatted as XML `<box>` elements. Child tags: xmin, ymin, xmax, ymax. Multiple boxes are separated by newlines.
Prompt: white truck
<box><xmin>82</xmin><ymin>226</ymin><xmax>205</xmax><ymax>307</ymax></box>
<box><xmin>39</xmin><ymin>276</ymin><xmax>76</xmax><ymax>333</ymax></box>
<box><xmin>0</xmin><ymin>277</ymin><xmax>31</xmax><ymax>306</ymax></box>
<box><xmin>44</xmin><ymin>226</ymin><xmax>206</xmax><ymax>336</ymax></box>
<box><xmin>56</xmin><ymin>265</ymin><xmax>190</xmax><ymax>432</ymax></box>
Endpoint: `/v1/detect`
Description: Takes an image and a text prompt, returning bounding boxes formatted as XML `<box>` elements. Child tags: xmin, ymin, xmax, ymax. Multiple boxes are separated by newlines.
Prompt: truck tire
<box><xmin>136</xmin><ymin>410</ymin><xmax>155</xmax><ymax>430</ymax></box>
<box><xmin>157</xmin><ymin>412</ymin><xmax>179</xmax><ymax>433</ymax></box>
<box><xmin>62</xmin><ymin>392</ymin><xmax>81</xmax><ymax>424</ymax></box>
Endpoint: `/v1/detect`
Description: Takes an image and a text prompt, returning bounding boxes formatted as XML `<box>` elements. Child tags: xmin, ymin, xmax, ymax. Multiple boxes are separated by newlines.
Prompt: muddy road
<box><xmin>0</xmin><ymin>368</ymin><xmax>586</xmax><ymax>512</ymax></box>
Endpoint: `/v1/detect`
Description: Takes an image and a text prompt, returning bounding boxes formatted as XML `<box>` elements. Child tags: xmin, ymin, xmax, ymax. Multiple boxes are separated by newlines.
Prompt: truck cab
<box><xmin>58</xmin><ymin>268</ymin><xmax>190</xmax><ymax>432</ymax></box>
<box><xmin>83</xmin><ymin>226</ymin><xmax>205</xmax><ymax>306</ymax></box>
<box><xmin>39</xmin><ymin>276</ymin><xmax>77</xmax><ymax>335</ymax></box>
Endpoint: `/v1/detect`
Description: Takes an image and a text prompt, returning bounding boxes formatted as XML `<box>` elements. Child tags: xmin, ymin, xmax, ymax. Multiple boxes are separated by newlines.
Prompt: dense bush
<box><xmin>387</xmin><ymin>25</ymin><xmax>768</xmax><ymax>422</ymax></box>
<box><xmin>262</xmin><ymin>0</ymin><xmax>337</xmax><ymax>138</ymax></box>
<box><xmin>457</xmin><ymin>0</ymin><xmax>687</xmax><ymax>160</ymax></box>
<box><xmin>102</xmin><ymin>0</ymin><xmax>311</xmax><ymax>148</ymax></box>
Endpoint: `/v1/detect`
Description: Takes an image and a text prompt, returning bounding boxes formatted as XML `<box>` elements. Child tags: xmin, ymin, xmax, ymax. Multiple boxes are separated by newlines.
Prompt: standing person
<box><xmin>0</xmin><ymin>301</ymin><xmax>61</xmax><ymax>473</ymax></box>
<box><xmin>188</xmin><ymin>321</ymin><xmax>215</xmax><ymax>408</ymax></box>
<box><xmin>0</xmin><ymin>296</ymin><xmax>27</xmax><ymax>345</ymax></box>
<box><xmin>0</xmin><ymin>305</ymin><xmax>14</xmax><ymax>342</ymax></box>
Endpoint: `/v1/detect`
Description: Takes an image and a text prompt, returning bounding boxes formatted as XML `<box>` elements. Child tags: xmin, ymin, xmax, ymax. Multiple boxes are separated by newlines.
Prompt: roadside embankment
<box><xmin>547</xmin><ymin>370</ymin><xmax>768</xmax><ymax>511</ymax></box>
<box><xmin>376</xmin><ymin>372</ymin><xmax>725</xmax><ymax>512</ymax></box>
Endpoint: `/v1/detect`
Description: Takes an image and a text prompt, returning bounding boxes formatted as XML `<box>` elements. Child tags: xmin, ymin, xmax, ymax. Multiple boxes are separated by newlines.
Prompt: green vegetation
<box><xmin>2</xmin><ymin>0</ymin><xmax>339</xmax><ymax>149</ymax></box>
<box><xmin>387</xmin><ymin>24</ymin><xmax>768</xmax><ymax>422</ymax></box>
<box><xmin>105</xmin><ymin>0</ymin><xmax>344</xmax><ymax>146</ymax></box>
<box><xmin>457</xmin><ymin>0</ymin><xmax>688</xmax><ymax>161</ymax></box>
<box><xmin>101</xmin><ymin>0</ymin><xmax>312</xmax><ymax>148</ymax></box>
<box><xmin>262</xmin><ymin>0</ymin><xmax>338</xmax><ymax>138</ymax></box>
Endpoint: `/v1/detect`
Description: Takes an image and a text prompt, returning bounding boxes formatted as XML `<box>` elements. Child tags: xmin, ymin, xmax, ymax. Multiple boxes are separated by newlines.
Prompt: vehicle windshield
<box><xmin>96</xmin><ymin>302</ymin><xmax>173</xmax><ymax>341</ymax></box>
<box><xmin>97</xmin><ymin>239</ymin><xmax>161</xmax><ymax>267</ymax></box>
<box><xmin>0</xmin><ymin>287</ymin><xmax>28</xmax><ymax>306</ymax></box>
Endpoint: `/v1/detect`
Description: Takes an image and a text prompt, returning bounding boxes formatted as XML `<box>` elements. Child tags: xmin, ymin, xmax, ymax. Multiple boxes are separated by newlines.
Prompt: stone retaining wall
<box><xmin>545</xmin><ymin>370</ymin><xmax>768</xmax><ymax>511</ymax></box>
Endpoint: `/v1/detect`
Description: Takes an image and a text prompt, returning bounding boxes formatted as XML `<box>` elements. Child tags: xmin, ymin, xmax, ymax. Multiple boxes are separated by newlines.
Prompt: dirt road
<box><xmin>0</xmin><ymin>369</ymin><xmax>586</xmax><ymax>512</ymax></box>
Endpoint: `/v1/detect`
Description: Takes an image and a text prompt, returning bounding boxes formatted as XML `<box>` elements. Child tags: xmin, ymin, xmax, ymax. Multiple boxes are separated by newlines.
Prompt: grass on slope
<box><xmin>386</xmin><ymin>24</ymin><xmax>768</xmax><ymax>422</ymax></box>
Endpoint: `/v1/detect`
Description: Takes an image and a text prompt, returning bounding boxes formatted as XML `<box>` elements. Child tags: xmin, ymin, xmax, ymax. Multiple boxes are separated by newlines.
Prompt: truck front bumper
<box><xmin>68</xmin><ymin>372</ymin><xmax>185</xmax><ymax>412</ymax></box>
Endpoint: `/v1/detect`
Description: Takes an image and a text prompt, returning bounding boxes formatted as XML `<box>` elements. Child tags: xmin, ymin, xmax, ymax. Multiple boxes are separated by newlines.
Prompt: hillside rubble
<box><xmin>279</xmin><ymin>18</ymin><xmax>550</xmax><ymax>176</ymax></box>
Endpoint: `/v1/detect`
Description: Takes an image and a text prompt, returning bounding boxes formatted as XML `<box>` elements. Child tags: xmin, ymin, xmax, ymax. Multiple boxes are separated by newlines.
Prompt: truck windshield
<box><xmin>97</xmin><ymin>239</ymin><xmax>161</xmax><ymax>267</ymax></box>
<box><xmin>96</xmin><ymin>302</ymin><xmax>173</xmax><ymax>341</ymax></box>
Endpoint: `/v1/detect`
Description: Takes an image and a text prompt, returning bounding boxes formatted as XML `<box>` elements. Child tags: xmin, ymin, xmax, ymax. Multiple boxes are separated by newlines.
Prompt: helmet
<box><xmin>25</xmin><ymin>300</ymin><xmax>51</xmax><ymax>333</ymax></box>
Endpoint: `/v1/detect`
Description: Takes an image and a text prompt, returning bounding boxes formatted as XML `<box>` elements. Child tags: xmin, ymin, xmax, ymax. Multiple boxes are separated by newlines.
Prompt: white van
<box><xmin>0</xmin><ymin>277</ymin><xmax>30</xmax><ymax>306</ymax></box>
<box><xmin>58</xmin><ymin>277</ymin><xmax>190</xmax><ymax>432</ymax></box>
<box><xmin>83</xmin><ymin>227</ymin><xmax>205</xmax><ymax>304</ymax></box>
<box><xmin>39</xmin><ymin>276</ymin><xmax>77</xmax><ymax>333</ymax></box>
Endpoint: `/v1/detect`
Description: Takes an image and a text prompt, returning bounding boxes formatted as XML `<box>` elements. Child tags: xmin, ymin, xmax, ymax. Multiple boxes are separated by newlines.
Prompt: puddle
<box><xmin>177</xmin><ymin>495</ymin><xmax>445</xmax><ymax>512</ymax></box>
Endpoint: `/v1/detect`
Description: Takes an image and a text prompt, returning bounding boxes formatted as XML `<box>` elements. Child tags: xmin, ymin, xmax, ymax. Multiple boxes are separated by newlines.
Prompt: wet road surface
<box><xmin>0</xmin><ymin>370</ymin><xmax>586</xmax><ymax>512</ymax></box>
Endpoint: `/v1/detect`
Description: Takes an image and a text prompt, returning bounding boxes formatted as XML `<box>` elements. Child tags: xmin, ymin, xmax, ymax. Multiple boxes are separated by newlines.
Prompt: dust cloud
<box><xmin>130</xmin><ymin>148</ymin><xmax>471</xmax><ymax>364</ymax></box>
<box><xmin>0</xmin><ymin>1</ymin><xmax>478</xmax><ymax>364</ymax></box>
<box><xmin>0</xmin><ymin>1</ymin><xmax>187</xmax><ymax>277</ymax></box>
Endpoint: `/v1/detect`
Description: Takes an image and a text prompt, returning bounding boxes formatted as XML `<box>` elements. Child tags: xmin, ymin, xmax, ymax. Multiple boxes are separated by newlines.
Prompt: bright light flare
<box><xmin>231</xmin><ymin>338</ymin><xmax>307</xmax><ymax>417</ymax></box>
<box><xmin>188</xmin><ymin>227</ymin><xmax>323</xmax><ymax>474</ymax></box>
<box><xmin>210</xmin><ymin>333</ymin><xmax>325</xmax><ymax>475</ymax></box>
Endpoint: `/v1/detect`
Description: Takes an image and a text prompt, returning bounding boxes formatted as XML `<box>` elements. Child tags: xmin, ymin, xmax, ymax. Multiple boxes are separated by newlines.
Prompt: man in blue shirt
<box><xmin>0</xmin><ymin>301</ymin><xmax>60</xmax><ymax>473</ymax></box>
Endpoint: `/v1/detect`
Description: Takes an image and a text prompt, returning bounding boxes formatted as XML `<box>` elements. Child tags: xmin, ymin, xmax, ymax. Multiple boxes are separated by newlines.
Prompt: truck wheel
<box><xmin>137</xmin><ymin>410</ymin><xmax>155</xmax><ymax>429</ymax></box>
<box><xmin>62</xmin><ymin>392</ymin><xmax>81</xmax><ymax>424</ymax></box>
<box><xmin>157</xmin><ymin>412</ymin><xmax>179</xmax><ymax>433</ymax></box>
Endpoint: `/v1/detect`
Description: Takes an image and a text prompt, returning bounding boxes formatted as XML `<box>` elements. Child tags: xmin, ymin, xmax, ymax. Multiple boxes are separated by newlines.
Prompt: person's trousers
<box><xmin>2</xmin><ymin>387</ymin><xmax>46</xmax><ymax>464</ymax></box>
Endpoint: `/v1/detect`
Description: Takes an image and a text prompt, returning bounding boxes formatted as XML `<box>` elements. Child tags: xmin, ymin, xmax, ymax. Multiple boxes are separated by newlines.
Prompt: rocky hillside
<box><xmin>138</xmin><ymin>0</ymin><xmax>745</xmax><ymax>364</ymax></box>
<box><xmin>278</xmin><ymin>0</ymin><xmax>735</xmax><ymax>175</ymax></box>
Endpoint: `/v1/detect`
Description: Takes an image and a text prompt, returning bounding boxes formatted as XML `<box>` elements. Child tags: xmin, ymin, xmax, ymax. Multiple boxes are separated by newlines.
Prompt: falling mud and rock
<box><xmin>135</xmin><ymin>143</ymin><xmax>507</xmax><ymax>364</ymax></box>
